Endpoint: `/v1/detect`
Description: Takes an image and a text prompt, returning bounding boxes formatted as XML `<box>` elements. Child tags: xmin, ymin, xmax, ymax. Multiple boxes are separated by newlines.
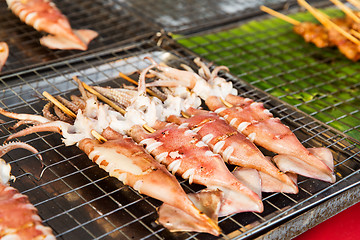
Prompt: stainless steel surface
<box><xmin>0</xmin><ymin>39</ymin><xmax>359</xmax><ymax>239</ymax></box>
<box><xmin>117</xmin><ymin>0</ymin><xmax>290</xmax><ymax>33</ymax></box>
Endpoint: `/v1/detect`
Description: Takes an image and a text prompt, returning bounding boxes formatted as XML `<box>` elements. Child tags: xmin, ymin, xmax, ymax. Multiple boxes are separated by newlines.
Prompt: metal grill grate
<box><xmin>175</xmin><ymin>3</ymin><xmax>360</xmax><ymax>143</ymax></box>
<box><xmin>0</xmin><ymin>0</ymin><xmax>157</xmax><ymax>76</ymax></box>
<box><xmin>117</xmin><ymin>0</ymin><xmax>289</xmax><ymax>34</ymax></box>
<box><xmin>0</xmin><ymin>39</ymin><xmax>359</xmax><ymax>239</ymax></box>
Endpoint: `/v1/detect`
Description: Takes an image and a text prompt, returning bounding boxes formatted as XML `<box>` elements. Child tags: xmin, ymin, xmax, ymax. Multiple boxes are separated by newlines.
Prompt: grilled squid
<box><xmin>129</xmin><ymin>121</ymin><xmax>263</xmax><ymax>217</ymax></box>
<box><xmin>79</xmin><ymin>127</ymin><xmax>220</xmax><ymax>235</ymax></box>
<box><xmin>0</xmin><ymin>99</ymin><xmax>222</xmax><ymax>235</ymax></box>
<box><xmin>103</xmin><ymin>64</ymin><xmax>264</xmax><ymax>216</ymax></box>
<box><xmin>167</xmin><ymin>107</ymin><xmax>298</xmax><ymax>194</ymax></box>
<box><xmin>0</xmin><ymin>42</ymin><xmax>9</xmax><ymax>72</ymax></box>
<box><xmin>6</xmin><ymin>0</ymin><xmax>98</xmax><ymax>50</ymax></box>
<box><xmin>145</xmin><ymin>57</ymin><xmax>335</xmax><ymax>183</ymax></box>
<box><xmin>0</xmin><ymin>142</ymin><xmax>55</xmax><ymax>240</ymax></box>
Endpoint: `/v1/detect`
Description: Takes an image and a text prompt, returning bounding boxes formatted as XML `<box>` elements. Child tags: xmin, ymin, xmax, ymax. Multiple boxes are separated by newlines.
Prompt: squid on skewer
<box><xmin>79</xmin><ymin>127</ymin><xmax>221</xmax><ymax>235</ymax></box>
<box><xmin>167</xmin><ymin>107</ymin><xmax>298</xmax><ymax>194</ymax></box>
<box><xmin>0</xmin><ymin>42</ymin><xmax>9</xmax><ymax>72</ymax></box>
<box><xmin>261</xmin><ymin>2</ymin><xmax>360</xmax><ymax>61</ymax></box>
<box><xmin>97</xmin><ymin>65</ymin><xmax>264</xmax><ymax>217</ymax></box>
<box><xmin>0</xmin><ymin>95</ymin><xmax>221</xmax><ymax>235</ymax></box>
<box><xmin>95</xmin><ymin>81</ymin><xmax>297</xmax><ymax>194</ymax></box>
<box><xmin>0</xmin><ymin>142</ymin><xmax>55</xmax><ymax>240</ymax></box>
<box><xmin>6</xmin><ymin>0</ymin><xmax>98</xmax><ymax>50</ymax></box>
<box><xmin>129</xmin><ymin>121</ymin><xmax>263</xmax><ymax>216</ymax></box>
<box><xmin>145</xmin><ymin>57</ymin><xmax>336</xmax><ymax>183</ymax></box>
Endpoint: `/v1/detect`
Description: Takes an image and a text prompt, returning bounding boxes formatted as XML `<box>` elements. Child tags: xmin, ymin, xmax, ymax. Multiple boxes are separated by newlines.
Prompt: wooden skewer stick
<box><xmin>319</xmin><ymin>11</ymin><xmax>360</xmax><ymax>44</ymax></box>
<box><xmin>74</xmin><ymin>76</ymin><xmax>155</xmax><ymax>133</ymax></box>
<box><xmin>43</xmin><ymin>91</ymin><xmax>77</xmax><ymax>119</ymax></box>
<box><xmin>297</xmin><ymin>0</ymin><xmax>330</xmax><ymax>27</ymax></box>
<box><xmin>119</xmin><ymin>72</ymin><xmax>166</xmax><ymax>102</ymax></box>
<box><xmin>347</xmin><ymin>0</ymin><xmax>360</xmax><ymax>10</ymax></box>
<box><xmin>298</xmin><ymin>0</ymin><xmax>360</xmax><ymax>45</ymax></box>
<box><xmin>78</xmin><ymin>80</ymin><xmax>127</xmax><ymax>115</ymax></box>
<box><xmin>350</xmin><ymin>29</ymin><xmax>360</xmax><ymax>38</ymax></box>
<box><xmin>43</xmin><ymin>91</ymin><xmax>109</xmax><ymax>143</ymax></box>
<box><xmin>330</xmin><ymin>0</ymin><xmax>360</xmax><ymax>23</ymax></box>
<box><xmin>181</xmin><ymin>111</ymin><xmax>191</xmax><ymax>119</ymax></box>
<box><xmin>220</xmin><ymin>98</ymin><xmax>233</xmax><ymax>108</ymax></box>
<box><xmin>260</xmin><ymin>5</ymin><xmax>301</xmax><ymax>25</ymax></box>
<box><xmin>120</xmin><ymin>72</ymin><xmax>193</xmax><ymax>118</ymax></box>
<box><xmin>91</xmin><ymin>129</ymin><xmax>107</xmax><ymax>143</ymax></box>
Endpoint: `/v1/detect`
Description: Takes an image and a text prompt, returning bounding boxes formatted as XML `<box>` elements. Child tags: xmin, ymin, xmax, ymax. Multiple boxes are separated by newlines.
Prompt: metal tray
<box><xmin>0</xmin><ymin>38</ymin><xmax>359</xmax><ymax>239</ymax></box>
<box><xmin>116</xmin><ymin>0</ymin><xmax>291</xmax><ymax>34</ymax></box>
<box><xmin>0</xmin><ymin>0</ymin><xmax>157</xmax><ymax>76</ymax></box>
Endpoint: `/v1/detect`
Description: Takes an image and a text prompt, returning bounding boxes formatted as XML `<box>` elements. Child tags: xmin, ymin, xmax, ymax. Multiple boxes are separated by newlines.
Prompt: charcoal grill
<box><xmin>0</xmin><ymin>37</ymin><xmax>359</xmax><ymax>239</ymax></box>
<box><xmin>0</xmin><ymin>0</ymin><xmax>157</xmax><ymax>75</ymax></box>
<box><xmin>175</xmin><ymin>2</ymin><xmax>360</xmax><ymax>143</ymax></box>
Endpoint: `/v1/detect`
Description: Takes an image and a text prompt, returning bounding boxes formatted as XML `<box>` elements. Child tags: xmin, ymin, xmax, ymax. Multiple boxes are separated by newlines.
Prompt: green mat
<box><xmin>175</xmin><ymin>8</ymin><xmax>360</xmax><ymax>141</ymax></box>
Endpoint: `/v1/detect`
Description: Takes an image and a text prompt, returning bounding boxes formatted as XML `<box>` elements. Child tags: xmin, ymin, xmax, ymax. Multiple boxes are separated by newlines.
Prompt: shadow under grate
<box><xmin>175</xmin><ymin>3</ymin><xmax>360</xmax><ymax>142</ymax></box>
<box><xmin>0</xmin><ymin>39</ymin><xmax>359</xmax><ymax>239</ymax></box>
<box><xmin>0</xmin><ymin>0</ymin><xmax>157</xmax><ymax>76</ymax></box>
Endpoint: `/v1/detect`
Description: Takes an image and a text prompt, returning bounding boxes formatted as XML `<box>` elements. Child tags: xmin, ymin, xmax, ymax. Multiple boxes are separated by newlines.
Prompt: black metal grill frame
<box><xmin>0</xmin><ymin>0</ymin><xmax>157</xmax><ymax>76</ymax></box>
<box><xmin>0</xmin><ymin>37</ymin><xmax>359</xmax><ymax>239</ymax></box>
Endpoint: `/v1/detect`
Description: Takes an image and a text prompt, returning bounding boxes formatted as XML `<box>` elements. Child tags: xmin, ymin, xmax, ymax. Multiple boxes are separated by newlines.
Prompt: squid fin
<box><xmin>40</xmin><ymin>29</ymin><xmax>98</xmax><ymax>50</ymax></box>
<box><xmin>232</xmin><ymin>168</ymin><xmax>262</xmax><ymax>198</ymax></box>
<box><xmin>214</xmin><ymin>167</ymin><xmax>263</xmax><ymax>217</ymax></box>
<box><xmin>273</xmin><ymin>147</ymin><xmax>335</xmax><ymax>183</ymax></box>
<box><xmin>74</xmin><ymin>29</ymin><xmax>99</xmax><ymax>46</ymax></box>
<box><xmin>158</xmin><ymin>189</ymin><xmax>223</xmax><ymax>236</ymax></box>
<box><xmin>307</xmin><ymin>147</ymin><xmax>334</xmax><ymax>171</ymax></box>
<box><xmin>258</xmin><ymin>171</ymin><xmax>298</xmax><ymax>194</ymax></box>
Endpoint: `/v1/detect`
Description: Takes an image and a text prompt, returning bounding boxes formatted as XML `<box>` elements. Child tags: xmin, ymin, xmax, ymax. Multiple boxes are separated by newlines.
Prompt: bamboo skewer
<box><xmin>119</xmin><ymin>72</ymin><xmax>166</xmax><ymax>102</ymax></box>
<box><xmin>297</xmin><ymin>0</ymin><xmax>330</xmax><ymax>27</ymax></box>
<box><xmin>91</xmin><ymin>129</ymin><xmax>107</xmax><ymax>143</ymax></box>
<box><xmin>319</xmin><ymin>11</ymin><xmax>360</xmax><ymax>44</ymax></box>
<box><xmin>350</xmin><ymin>29</ymin><xmax>360</xmax><ymax>38</ymax></box>
<box><xmin>43</xmin><ymin>91</ymin><xmax>77</xmax><ymax>119</ymax></box>
<box><xmin>121</xmin><ymin>73</ymin><xmax>193</xmax><ymax>118</ymax></box>
<box><xmin>43</xmin><ymin>91</ymin><xmax>108</xmax><ymax>143</ymax></box>
<box><xmin>331</xmin><ymin>0</ymin><xmax>360</xmax><ymax>23</ymax></box>
<box><xmin>298</xmin><ymin>0</ymin><xmax>360</xmax><ymax>45</ymax></box>
<box><xmin>260</xmin><ymin>5</ymin><xmax>301</xmax><ymax>25</ymax></box>
<box><xmin>220</xmin><ymin>98</ymin><xmax>233</xmax><ymax>108</ymax></box>
<box><xmin>73</xmin><ymin>76</ymin><xmax>156</xmax><ymax>133</ymax></box>
<box><xmin>347</xmin><ymin>0</ymin><xmax>360</xmax><ymax>10</ymax></box>
<box><xmin>76</xmin><ymin>78</ymin><xmax>127</xmax><ymax>115</ymax></box>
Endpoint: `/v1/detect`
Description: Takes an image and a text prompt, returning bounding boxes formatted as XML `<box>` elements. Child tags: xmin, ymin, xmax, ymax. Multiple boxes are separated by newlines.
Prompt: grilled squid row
<box><xmin>0</xmin><ymin>82</ymin><xmax>263</xmax><ymax>235</ymax></box>
<box><xmin>144</xmin><ymin>57</ymin><xmax>335</xmax><ymax>184</ymax></box>
<box><xmin>0</xmin><ymin>57</ymin><xmax>335</xmax><ymax>236</ymax></box>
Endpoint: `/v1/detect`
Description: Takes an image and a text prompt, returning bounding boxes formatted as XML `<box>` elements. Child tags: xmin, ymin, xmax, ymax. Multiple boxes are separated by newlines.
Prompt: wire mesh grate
<box><xmin>175</xmin><ymin>3</ymin><xmax>360</xmax><ymax>143</ymax></box>
<box><xmin>0</xmin><ymin>0</ymin><xmax>157</xmax><ymax>76</ymax></box>
<box><xmin>0</xmin><ymin>39</ymin><xmax>359</xmax><ymax>239</ymax></box>
<box><xmin>117</xmin><ymin>0</ymin><xmax>289</xmax><ymax>34</ymax></box>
